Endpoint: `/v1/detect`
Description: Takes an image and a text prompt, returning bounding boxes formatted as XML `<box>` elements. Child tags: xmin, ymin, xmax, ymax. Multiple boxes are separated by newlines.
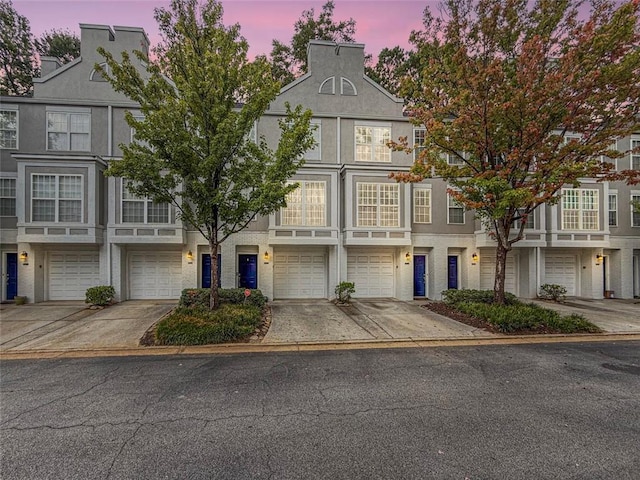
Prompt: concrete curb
<box><xmin>2</xmin><ymin>332</ymin><xmax>639</xmax><ymax>360</ymax></box>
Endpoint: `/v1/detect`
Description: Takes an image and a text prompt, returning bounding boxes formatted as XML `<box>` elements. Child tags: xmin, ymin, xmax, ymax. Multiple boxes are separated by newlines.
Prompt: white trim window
<box><xmin>130</xmin><ymin>115</ymin><xmax>145</xmax><ymax>143</ymax></box>
<box><xmin>513</xmin><ymin>213</ymin><xmax>535</xmax><ymax>230</ymax></box>
<box><xmin>413</xmin><ymin>188</ymin><xmax>431</xmax><ymax>224</ymax></box>
<box><xmin>413</xmin><ymin>128</ymin><xmax>426</xmax><ymax>161</ymax></box>
<box><xmin>0</xmin><ymin>108</ymin><xmax>18</xmax><ymax>149</ymax></box>
<box><xmin>447</xmin><ymin>191</ymin><xmax>465</xmax><ymax>224</ymax></box>
<box><xmin>121</xmin><ymin>179</ymin><xmax>169</xmax><ymax>224</ymax></box>
<box><xmin>31</xmin><ymin>174</ymin><xmax>82</xmax><ymax>222</ymax></box>
<box><xmin>355</xmin><ymin>125</ymin><xmax>391</xmax><ymax>162</ymax></box>
<box><xmin>632</xmin><ymin>193</ymin><xmax>640</xmax><ymax>227</ymax></box>
<box><xmin>0</xmin><ymin>178</ymin><xmax>16</xmax><ymax>216</ymax></box>
<box><xmin>561</xmin><ymin>188</ymin><xmax>599</xmax><ymax>230</ymax></box>
<box><xmin>608</xmin><ymin>193</ymin><xmax>618</xmax><ymax>227</ymax></box>
<box><xmin>631</xmin><ymin>137</ymin><xmax>640</xmax><ymax>170</ymax></box>
<box><xmin>357</xmin><ymin>183</ymin><xmax>399</xmax><ymax>227</ymax></box>
<box><xmin>47</xmin><ymin>111</ymin><xmax>90</xmax><ymax>151</ymax></box>
<box><xmin>447</xmin><ymin>152</ymin><xmax>465</xmax><ymax>166</ymax></box>
<box><xmin>304</xmin><ymin>120</ymin><xmax>321</xmax><ymax>161</ymax></box>
<box><xmin>281</xmin><ymin>181</ymin><xmax>326</xmax><ymax>226</ymax></box>
<box><xmin>601</xmin><ymin>140</ymin><xmax>618</xmax><ymax>170</ymax></box>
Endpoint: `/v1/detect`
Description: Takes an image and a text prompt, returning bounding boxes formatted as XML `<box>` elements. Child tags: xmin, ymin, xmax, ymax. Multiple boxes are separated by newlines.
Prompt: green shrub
<box><xmin>155</xmin><ymin>304</ymin><xmax>262</xmax><ymax>345</ymax></box>
<box><xmin>335</xmin><ymin>282</ymin><xmax>355</xmax><ymax>304</ymax></box>
<box><xmin>85</xmin><ymin>285</ymin><xmax>115</xmax><ymax>306</ymax></box>
<box><xmin>539</xmin><ymin>284</ymin><xmax>567</xmax><ymax>302</ymax></box>
<box><xmin>179</xmin><ymin>288</ymin><xmax>267</xmax><ymax>308</ymax></box>
<box><xmin>442</xmin><ymin>289</ymin><xmax>519</xmax><ymax>306</ymax></box>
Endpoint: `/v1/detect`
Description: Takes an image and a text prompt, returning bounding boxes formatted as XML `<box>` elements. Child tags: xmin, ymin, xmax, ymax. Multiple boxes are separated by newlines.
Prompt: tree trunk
<box><xmin>209</xmin><ymin>237</ymin><xmax>220</xmax><ymax>310</ymax></box>
<box><xmin>493</xmin><ymin>242</ymin><xmax>510</xmax><ymax>305</ymax></box>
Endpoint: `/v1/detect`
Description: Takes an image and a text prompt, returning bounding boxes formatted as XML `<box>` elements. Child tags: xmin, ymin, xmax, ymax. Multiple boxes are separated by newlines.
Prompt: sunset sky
<box><xmin>13</xmin><ymin>1</ymin><xmax>435</xmax><ymax>58</ymax></box>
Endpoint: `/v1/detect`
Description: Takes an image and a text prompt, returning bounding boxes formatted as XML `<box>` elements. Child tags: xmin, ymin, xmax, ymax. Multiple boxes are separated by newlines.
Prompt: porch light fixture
<box><xmin>20</xmin><ymin>251</ymin><xmax>28</xmax><ymax>265</ymax></box>
<box><xmin>405</xmin><ymin>252</ymin><xmax>411</xmax><ymax>264</ymax></box>
<box><xmin>186</xmin><ymin>250</ymin><xmax>194</xmax><ymax>263</ymax></box>
<box><xmin>472</xmin><ymin>253</ymin><xmax>479</xmax><ymax>265</ymax></box>
<box><xmin>263</xmin><ymin>251</ymin><xmax>270</xmax><ymax>262</ymax></box>
<box><xmin>596</xmin><ymin>254</ymin><xmax>604</xmax><ymax>265</ymax></box>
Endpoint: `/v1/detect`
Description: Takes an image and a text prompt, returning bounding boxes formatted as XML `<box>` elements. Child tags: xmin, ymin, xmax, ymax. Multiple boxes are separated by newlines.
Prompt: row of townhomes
<box><xmin>1</xmin><ymin>24</ymin><xmax>639</xmax><ymax>303</ymax></box>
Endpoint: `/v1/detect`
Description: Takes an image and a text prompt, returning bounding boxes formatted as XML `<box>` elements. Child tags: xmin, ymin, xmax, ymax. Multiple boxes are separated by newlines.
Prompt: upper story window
<box><xmin>121</xmin><ymin>179</ymin><xmax>169</xmax><ymax>224</ymax></box>
<box><xmin>413</xmin><ymin>188</ymin><xmax>431</xmax><ymax>224</ymax></box>
<box><xmin>0</xmin><ymin>107</ymin><xmax>18</xmax><ymax>149</ymax></box>
<box><xmin>561</xmin><ymin>188</ymin><xmax>599</xmax><ymax>230</ymax></box>
<box><xmin>631</xmin><ymin>137</ymin><xmax>640</xmax><ymax>170</ymax></box>
<box><xmin>413</xmin><ymin>128</ymin><xmax>426</xmax><ymax>161</ymax></box>
<box><xmin>355</xmin><ymin>125</ymin><xmax>391</xmax><ymax>162</ymax></box>
<box><xmin>608</xmin><ymin>193</ymin><xmax>617</xmax><ymax>227</ymax></box>
<box><xmin>46</xmin><ymin>110</ymin><xmax>91</xmax><ymax>151</ymax></box>
<box><xmin>32</xmin><ymin>174</ymin><xmax>82</xmax><ymax>222</ymax></box>
<box><xmin>513</xmin><ymin>213</ymin><xmax>535</xmax><ymax>230</ymax></box>
<box><xmin>632</xmin><ymin>194</ymin><xmax>640</xmax><ymax>227</ymax></box>
<box><xmin>601</xmin><ymin>140</ymin><xmax>618</xmax><ymax>170</ymax></box>
<box><xmin>89</xmin><ymin>63</ymin><xmax>110</xmax><ymax>82</ymax></box>
<box><xmin>357</xmin><ymin>183</ymin><xmax>399</xmax><ymax>227</ymax></box>
<box><xmin>0</xmin><ymin>178</ymin><xmax>16</xmax><ymax>216</ymax></box>
<box><xmin>304</xmin><ymin>120</ymin><xmax>321</xmax><ymax>161</ymax></box>
<box><xmin>340</xmin><ymin>77</ymin><xmax>357</xmax><ymax>96</ymax></box>
<box><xmin>319</xmin><ymin>76</ymin><xmax>335</xmax><ymax>95</ymax></box>
<box><xmin>447</xmin><ymin>190</ymin><xmax>465</xmax><ymax>224</ymax></box>
<box><xmin>281</xmin><ymin>181</ymin><xmax>326</xmax><ymax>227</ymax></box>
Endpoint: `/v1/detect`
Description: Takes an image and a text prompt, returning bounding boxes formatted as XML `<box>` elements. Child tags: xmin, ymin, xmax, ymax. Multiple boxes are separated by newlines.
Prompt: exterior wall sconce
<box><xmin>20</xmin><ymin>251</ymin><xmax>28</xmax><ymax>265</ymax></box>
<box><xmin>472</xmin><ymin>253</ymin><xmax>479</xmax><ymax>265</ymax></box>
<box><xmin>405</xmin><ymin>252</ymin><xmax>411</xmax><ymax>264</ymax></box>
<box><xmin>263</xmin><ymin>251</ymin><xmax>270</xmax><ymax>262</ymax></box>
<box><xmin>595</xmin><ymin>254</ymin><xmax>604</xmax><ymax>265</ymax></box>
<box><xmin>186</xmin><ymin>250</ymin><xmax>194</xmax><ymax>263</ymax></box>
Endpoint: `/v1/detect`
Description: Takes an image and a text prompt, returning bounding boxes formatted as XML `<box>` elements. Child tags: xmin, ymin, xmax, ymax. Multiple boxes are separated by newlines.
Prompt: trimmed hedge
<box><xmin>180</xmin><ymin>288</ymin><xmax>267</xmax><ymax>308</ymax></box>
<box><xmin>155</xmin><ymin>304</ymin><xmax>261</xmax><ymax>345</ymax></box>
<box><xmin>442</xmin><ymin>289</ymin><xmax>519</xmax><ymax>306</ymax></box>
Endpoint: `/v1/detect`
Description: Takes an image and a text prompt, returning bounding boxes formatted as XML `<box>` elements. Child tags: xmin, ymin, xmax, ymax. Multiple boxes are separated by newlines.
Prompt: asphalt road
<box><xmin>1</xmin><ymin>342</ymin><xmax>639</xmax><ymax>479</ymax></box>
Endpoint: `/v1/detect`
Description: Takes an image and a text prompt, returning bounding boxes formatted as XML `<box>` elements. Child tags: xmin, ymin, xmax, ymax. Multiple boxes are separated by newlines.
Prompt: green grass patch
<box><xmin>155</xmin><ymin>304</ymin><xmax>262</xmax><ymax>345</ymax></box>
<box><xmin>442</xmin><ymin>289</ymin><xmax>601</xmax><ymax>334</ymax></box>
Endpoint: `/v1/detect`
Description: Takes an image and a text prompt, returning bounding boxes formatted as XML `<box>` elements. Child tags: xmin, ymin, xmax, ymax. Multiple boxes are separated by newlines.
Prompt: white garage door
<box><xmin>480</xmin><ymin>251</ymin><xmax>517</xmax><ymax>295</ymax></box>
<box><xmin>347</xmin><ymin>251</ymin><xmax>394</xmax><ymax>298</ymax></box>
<box><xmin>49</xmin><ymin>252</ymin><xmax>100</xmax><ymax>300</ymax></box>
<box><xmin>129</xmin><ymin>252</ymin><xmax>182</xmax><ymax>299</ymax></box>
<box><xmin>544</xmin><ymin>255</ymin><xmax>577</xmax><ymax>296</ymax></box>
<box><xmin>273</xmin><ymin>249</ymin><xmax>327</xmax><ymax>299</ymax></box>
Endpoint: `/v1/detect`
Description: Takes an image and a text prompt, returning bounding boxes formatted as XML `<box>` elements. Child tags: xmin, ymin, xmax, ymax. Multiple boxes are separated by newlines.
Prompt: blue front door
<box><xmin>6</xmin><ymin>253</ymin><xmax>18</xmax><ymax>301</ymax></box>
<box><xmin>238</xmin><ymin>254</ymin><xmax>258</xmax><ymax>289</ymax></box>
<box><xmin>202</xmin><ymin>254</ymin><xmax>221</xmax><ymax>288</ymax></box>
<box><xmin>413</xmin><ymin>255</ymin><xmax>426</xmax><ymax>297</ymax></box>
<box><xmin>447</xmin><ymin>255</ymin><xmax>458</xmax><ymax>290</ymax></box>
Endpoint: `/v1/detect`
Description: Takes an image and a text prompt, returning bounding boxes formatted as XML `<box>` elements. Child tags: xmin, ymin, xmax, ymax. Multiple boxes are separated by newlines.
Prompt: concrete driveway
<box><xmin>0</xmin><ymin>301</ymin><xmax>175</xmax><ymax>352</ymax></box>
<box><xmin>264</xmin><ymin>299</ymin><xmax>492</xmax><ymax>343</ymax></box>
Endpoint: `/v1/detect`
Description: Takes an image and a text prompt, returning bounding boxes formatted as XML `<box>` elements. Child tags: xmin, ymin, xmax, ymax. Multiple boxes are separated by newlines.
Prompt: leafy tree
<box><xmin>98</xmin><ymin>0</ymin><xmax>315</xmax><ymax>309</ymax></box>
<box><xmin>365</xmin><ymin>46</ymin><xmax>414</xmax><ymax>96</ymax></box>
<box><xmin>0</xmin><ymin>0</ymin><xmax>36</xmax><ymax>95</ymax></box>
<box><xmin>391</xmin><ymin>0</ymin><xmax>640</xmax><ymax>304</ymax></box>
<box><xmin>270</xmin><ymin>0</ymin><xmax>356</xmax><ymax>84</ymax></box>
<box><xmin>35</xmin><ymin>29</ymin><xmax>80</xmax><ymax>64</ymax></box>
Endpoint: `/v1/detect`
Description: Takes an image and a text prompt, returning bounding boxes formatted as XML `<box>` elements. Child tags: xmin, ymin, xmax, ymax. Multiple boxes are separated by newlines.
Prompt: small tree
<box><xmin>0</xmin><ymin>0</ymin><xmax>37</xmax><ymax>95</ymax></box>
<box><xmin>99</xmin><ymin>0</ymin><xmax>315</xmax><ymax>309</ymax></box>
<box><xmin>270</xmin><ymin>0</ymin><xmax>356</xmax><ymax>85</ymax></box>
<box><xmin>35</xmin><ymin>29</ymin><xmax>80</xmax><ymax>64</ymax></box>
<box><xmin>392</xmin><ymin>0</ymin><xmax>640</xmax><ymax>304</ymax></box>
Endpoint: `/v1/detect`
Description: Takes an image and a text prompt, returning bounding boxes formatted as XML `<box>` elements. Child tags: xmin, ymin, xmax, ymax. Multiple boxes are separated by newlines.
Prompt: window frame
<box><xmin>561</xmin><ymin>188</ymin><xmax>599</xmax><ymax>231</ymax></box>
<box><xmin>0</xmin><ymin>108</ymin><xmax>18</xmax><ymax>150</ymax></box>
<box><xmin>356</xmin><ymin>182</ymin><xmax>400</xmax><ymax>228</ymax></box>
<box><xmin>30</xmin><ymin>173</ymin><xmax>83</xmax><ymax>223</ymax></box>
<box><xmin>0</xmin><ymin>177</ymin><xmax>16</xmax><ymax>217</ymax></box>
<box><xmin>121</xmin><ymin>178</ymin><xmax>170</xmax><ymax>224</ymax></box>
<box><xmin>631</xmin><ymin>137</ymin><xmax>640</xmax><ymax>170</ymax></box>
<box><xmin>304</xmin><ymin>120</ymin><xmax>322</xmax><ymax>161</ymax></box>
<box><xmin>281</xmin><ymin>180</ymin><xmax>327</xmax><ymax>227</ymax></box>
<box><xmin>608</xmin><ymin>193</ymin><xmax>618</xmax><ymax>227</ymax></box>
<box><xmin>632</xmin><ymin>193</ymin><xmax>640</xmax><ymax>228</ymax></box>
<box><xmin>413</xmin><ymin>187</ymin><xmax>432</xmax><ymax>224</ymax></box>
<box><xmin>355</xmin><ymin>124</ymin><xmax>391</xmax><ymax>163</ymax></box>
<box><xmin>413</xmin><ymin>128</ymin><xmax>426</xmax><ymax>161</ymax></box>
<box><xmin>46</xmin><ymin>110</ymin><xmax>91</xmax><ymax>152</ymax></box>
<box><xmin>447</xmin><ymin>190</ymin><xmax>465</xmax><ymax>225</ymax></box>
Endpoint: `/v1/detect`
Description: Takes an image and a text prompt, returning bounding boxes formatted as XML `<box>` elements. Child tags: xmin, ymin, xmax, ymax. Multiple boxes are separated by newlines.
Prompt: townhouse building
<box><xmin>1</xmin><ymin>25</ymin><xmax>639</xmax><ymax>303</ymax></box>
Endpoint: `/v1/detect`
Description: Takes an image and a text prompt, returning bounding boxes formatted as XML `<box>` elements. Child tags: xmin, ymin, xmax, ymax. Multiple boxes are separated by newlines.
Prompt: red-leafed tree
<box><xmin>391</xmin><ymin>0</ymin><xmax>640</xmax><ymax>304</ymax></box>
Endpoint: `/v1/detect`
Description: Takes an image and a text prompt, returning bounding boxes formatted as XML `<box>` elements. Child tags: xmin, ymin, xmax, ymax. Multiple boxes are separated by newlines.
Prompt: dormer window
<box><xmin>90</xmin><ymin>63</ymin><xmax>110</xmax><ymax>82</ymax></box>
<box><xmin>319</xmin><ymin>76</ymin><xmax>335</xmax><ymax>95</ymax></box>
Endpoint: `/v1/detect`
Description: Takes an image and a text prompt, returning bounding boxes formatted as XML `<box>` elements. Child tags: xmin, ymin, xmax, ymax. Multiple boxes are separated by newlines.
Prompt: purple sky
<box><xmin>14</xmin><ymin>1</ymin><xmax>435</xmax><ymax>58</ymax></box>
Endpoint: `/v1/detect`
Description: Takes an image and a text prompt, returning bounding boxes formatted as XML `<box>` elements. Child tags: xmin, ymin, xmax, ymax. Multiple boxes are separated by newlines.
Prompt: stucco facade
<box><xmin>1</xmin><ymin>28</ymin><xmax>639</xmax><ymax>303</ymax></box>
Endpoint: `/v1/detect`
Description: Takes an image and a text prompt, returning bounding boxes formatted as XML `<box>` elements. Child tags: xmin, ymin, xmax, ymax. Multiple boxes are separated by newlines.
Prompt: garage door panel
<box><xmin>274</xmin><ymin>249</ymin><xmax>327</xmax><ymax>299</ymax></box>
<box><xmin>544</xmin><ymin>255</ymin><xmax>576</xmax><ymax>296</ymax></box>
<box><xmin>49</xmin><ymin>252</ymin><xmax>100</xmax><ymax>300</ymax></box>
<box><xmin>129</xmin><ymin>252</ymin><xmax>182</xmax><ymax>299</ymax></box>
<box><xmin>347</xmin><ymin>250</ymin><xmax>394</xmax><ymax>298</ymax></box>
<box><xmin>479</xmin><ymin>251</ymin><xmax>517</xmax><ymax>294</ymax></box>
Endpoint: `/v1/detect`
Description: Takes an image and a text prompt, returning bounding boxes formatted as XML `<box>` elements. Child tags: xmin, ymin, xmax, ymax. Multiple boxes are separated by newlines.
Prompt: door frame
<box><xmin>238</xmin><ymin>254</ymin><xmax>258</xmax><ymax>289</ymax></box>
<box><xmin>447</xmin><ymin>254</ymin><xmax>460</xmax><ymax>290</ymax></box>
<box><xmin>413</xmin><ymin>254</ymin><xmax>428</xmax><ymax>298</ymax></box>
<box><xmin>2</xmin><ymin>251</ymin><xmax>18</xmax><ymax>302</ymax></box>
